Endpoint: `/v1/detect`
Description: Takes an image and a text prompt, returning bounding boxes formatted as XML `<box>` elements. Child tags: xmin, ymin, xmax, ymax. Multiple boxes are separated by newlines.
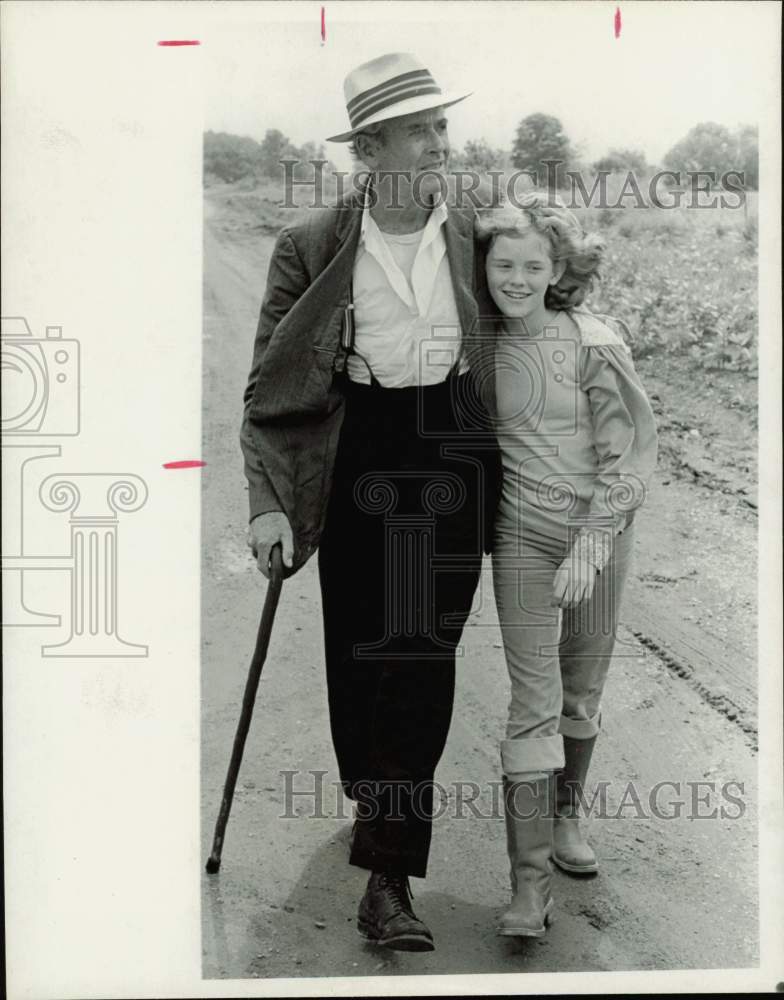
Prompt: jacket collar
<box><xmin>334</xmin><ymin>183</ymin><xmax>366</xmax><ymax>249</ymax></box>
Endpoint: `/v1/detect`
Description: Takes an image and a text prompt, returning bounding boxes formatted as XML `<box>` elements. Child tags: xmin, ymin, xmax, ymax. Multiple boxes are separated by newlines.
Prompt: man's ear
<box><xmin>354</xmin><ymin>133</ymin><xmax>377</xmax><ymax>169</ymax></box>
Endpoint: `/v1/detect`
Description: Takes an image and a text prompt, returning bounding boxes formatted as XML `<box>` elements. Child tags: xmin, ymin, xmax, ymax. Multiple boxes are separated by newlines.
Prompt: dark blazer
<box><xmin>240</xmin><ymin>189</ymin><xmax>499</xmax><ymax>574</ymax></box>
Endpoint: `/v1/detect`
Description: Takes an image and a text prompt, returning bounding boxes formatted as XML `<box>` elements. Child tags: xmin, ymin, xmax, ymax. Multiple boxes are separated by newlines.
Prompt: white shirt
<box><xmin>347</xmin><ymin>199</ymin><xmax>469</xmax><ymax>387</ymax></box>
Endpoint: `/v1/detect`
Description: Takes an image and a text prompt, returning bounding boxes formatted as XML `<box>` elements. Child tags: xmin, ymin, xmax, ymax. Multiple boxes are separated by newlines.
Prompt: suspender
<box><xmin>341</xmin><ymin>282</ymin><xmax>356</xmax><ymax>353</ymax></box>
<box><xmin>340</xmin><ymin>286</ymin><xmax>463</xmax><ymax>388</ymax></box>
<box><xmin>338</xmin><ymin>280</ymin><xmax>377</xmax><ymax>385</ymax></box>
<box><xmin>340</xmin><ymin>280</ymin><xmax>388</xmax><ymax>387</ymax></box>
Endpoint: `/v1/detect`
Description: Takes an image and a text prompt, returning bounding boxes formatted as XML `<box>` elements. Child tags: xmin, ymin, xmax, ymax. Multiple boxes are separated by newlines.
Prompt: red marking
<box><xmin>320</xmin><ymin>6</ymin><xmax>326</xmax><ymax>43</ymax></box>
<box><xmin>163</xmin><ymin>460</ymin><xmax>206</xmax><ymax>469</ymax></box>
<box><xmin>614</xmin><ymin>7</ymin><xmax>622</xmax><ymax>38</ymax></box>
<box><xmin>158</xmin><ymin>40</ymin><xmax>200</xmax><ymax>47</ymax></box>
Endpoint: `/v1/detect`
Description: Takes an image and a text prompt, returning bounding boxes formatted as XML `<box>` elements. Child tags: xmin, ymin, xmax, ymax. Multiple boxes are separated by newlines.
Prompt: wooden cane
<box><xmin>206</xmin><ymin>544</ymin><xmax>285</xmax><ymax>873</ymax></box>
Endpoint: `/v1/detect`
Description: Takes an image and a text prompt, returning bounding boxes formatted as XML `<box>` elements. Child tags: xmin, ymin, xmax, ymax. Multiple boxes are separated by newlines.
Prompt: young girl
<box><xmin>475</xmin><ymin>195</ymin><xmax>658</xmax><ymax>937</ymax></box>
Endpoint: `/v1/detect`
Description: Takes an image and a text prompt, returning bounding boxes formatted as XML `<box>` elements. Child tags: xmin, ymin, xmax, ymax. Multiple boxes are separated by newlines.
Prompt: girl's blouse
<box><xmin>493</xmin><ymin>307</ymin><xmax>658</xmax><ymax>570</ymax></box>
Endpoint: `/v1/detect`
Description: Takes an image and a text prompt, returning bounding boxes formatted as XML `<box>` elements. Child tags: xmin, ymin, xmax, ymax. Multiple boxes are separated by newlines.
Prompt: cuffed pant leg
<box><xmin>559</xmin><ymin>526</ymin><xmax>634</xmax><ymax>728</ymax></box>
<box><xmin>559</xmin><ymin>711</ymin><xmax>602</xmax><ymax>739</ymax></box>
<box><xmin>501</xmin><ymin>735</ymin><xmax>565</xmax><ymax>780</ymax></box>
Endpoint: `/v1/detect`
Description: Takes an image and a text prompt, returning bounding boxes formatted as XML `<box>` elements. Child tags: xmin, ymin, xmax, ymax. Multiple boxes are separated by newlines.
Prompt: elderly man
<box><xmin>241</xmin><ymin>52</ymin><xmax>500</xmax><ymax>952</ymax></box>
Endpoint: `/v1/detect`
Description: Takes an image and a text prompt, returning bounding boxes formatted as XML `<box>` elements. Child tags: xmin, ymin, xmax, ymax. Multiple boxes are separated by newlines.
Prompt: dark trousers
<box><xmin>318</xmin><ymin>373</ymin><xmax>488</xmax><ymax>877</ymax></box>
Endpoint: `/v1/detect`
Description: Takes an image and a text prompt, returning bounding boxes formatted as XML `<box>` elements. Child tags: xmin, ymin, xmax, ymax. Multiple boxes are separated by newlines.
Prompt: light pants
<box><xmin>492</xmin><ymin>523</ymin><xmax>634</xmax><ymax>779</ymax></box>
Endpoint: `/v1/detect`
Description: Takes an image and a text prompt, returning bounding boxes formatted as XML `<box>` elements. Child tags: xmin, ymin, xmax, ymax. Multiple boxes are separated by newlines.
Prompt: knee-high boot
<box><xmin>497</xmin><ymin>774</ymin><xmax>555</xmax><ymax>937</ymax></box>
<box><xmin>552</xmin><ymin>734</ymin><xmax>598</xmax><ymax>875</ymax></box>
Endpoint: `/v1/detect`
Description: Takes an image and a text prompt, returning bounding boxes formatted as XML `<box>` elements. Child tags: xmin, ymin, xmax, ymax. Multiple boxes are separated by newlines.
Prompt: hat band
<box><xmin>347</xmin><ymin>70</ymin><xmax>442</xmax><ymax>129</ymax></box>
<box><xmin>347</xmin><ymin>69</ymin><xmax>436</xmax><ymax>116</ymax></box>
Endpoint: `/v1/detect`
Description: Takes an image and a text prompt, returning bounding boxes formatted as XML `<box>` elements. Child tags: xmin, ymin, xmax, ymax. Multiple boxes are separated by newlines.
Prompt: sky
<box><xmin>203</xmin><ymin>1</ymin><xmax>777</xmax><ymax>173</ymax></box>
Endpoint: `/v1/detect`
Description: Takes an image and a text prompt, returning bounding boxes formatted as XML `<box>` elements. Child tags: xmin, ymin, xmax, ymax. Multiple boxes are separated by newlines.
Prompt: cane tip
<box><xmin>205</xmin><ymin>856</ymin><xmax>221</xmax><ymax>874</ymax></box>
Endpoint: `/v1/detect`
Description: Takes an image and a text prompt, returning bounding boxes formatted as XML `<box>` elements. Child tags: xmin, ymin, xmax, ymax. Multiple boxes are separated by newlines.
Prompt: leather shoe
<box><xmin>357</xmin><ymin>872</ymin><xmax>434</xmax><ymax>952</ymax></box>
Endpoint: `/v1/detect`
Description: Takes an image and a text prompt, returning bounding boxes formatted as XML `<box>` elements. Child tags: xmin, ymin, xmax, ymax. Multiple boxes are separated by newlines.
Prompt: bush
<box><xmin>587</xmin><ymin>205</ymin><xmax>757</xmax><ymax>374</ymax></box>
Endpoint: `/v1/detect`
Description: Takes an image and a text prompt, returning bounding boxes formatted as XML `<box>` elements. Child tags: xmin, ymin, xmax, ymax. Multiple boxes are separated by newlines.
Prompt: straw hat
<box><xmin>326</xmin><ymin>52</ymin><xmax>471</xmax><ymax>143</ymax></box>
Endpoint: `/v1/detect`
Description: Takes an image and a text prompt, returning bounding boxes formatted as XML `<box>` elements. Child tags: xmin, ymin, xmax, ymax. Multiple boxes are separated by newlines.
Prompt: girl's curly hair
<box><xmin>475</xmin><ymin>192</ymin><xmax>605</xmax><ymax>310</ymax></box>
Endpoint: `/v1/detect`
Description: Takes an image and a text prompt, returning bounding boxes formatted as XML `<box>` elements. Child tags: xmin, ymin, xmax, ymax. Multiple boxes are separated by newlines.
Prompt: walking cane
<box><xmin>206</xmin><ymin>543</ymin><xmax>284</xmax><ymax>873</ymax></box>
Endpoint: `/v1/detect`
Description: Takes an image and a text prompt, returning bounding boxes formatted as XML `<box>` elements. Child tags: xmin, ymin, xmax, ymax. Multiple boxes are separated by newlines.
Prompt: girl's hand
<box><xmin>552</xmin><ymin>556</ymin><xmax>599</xmax><ymax>609</ymax></box>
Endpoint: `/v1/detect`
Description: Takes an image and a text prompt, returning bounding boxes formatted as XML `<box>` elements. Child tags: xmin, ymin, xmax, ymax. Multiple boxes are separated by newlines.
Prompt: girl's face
<box><xmin>485</xmin><ymin>231</ymin><xmax>563</xmax><ymax>321</ymax></box>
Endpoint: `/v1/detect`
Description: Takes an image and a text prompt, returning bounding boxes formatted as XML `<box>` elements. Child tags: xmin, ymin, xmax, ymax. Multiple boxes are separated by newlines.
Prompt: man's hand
<box><xmin>552</xmin><ymin>556</ymin><xmax>598</xmax><ymax>609</ymax></box>
<box><xmin>247</xmin><ymin>512</ymin><xmax>294</xmax><ymax>579</ymax></box>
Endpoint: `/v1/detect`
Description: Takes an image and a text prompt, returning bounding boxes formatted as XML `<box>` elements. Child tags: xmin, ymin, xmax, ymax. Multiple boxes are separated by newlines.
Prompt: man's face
<box><xmin>360</xmin><ymin>107</ymin><xmax>450</xmax><ymax>199</ymax></box>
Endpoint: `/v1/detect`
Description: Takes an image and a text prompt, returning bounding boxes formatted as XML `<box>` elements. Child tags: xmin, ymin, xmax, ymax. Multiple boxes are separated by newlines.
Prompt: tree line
<box><xmin>204</xmin><ymin>116</ymin><xmax>758</xmax><ymax>189</ymax></box>
<box><xmin>204</xmin><ymin>129</ymin><xmax>337</xmax><ymax>184</ymax></box>
<box><xmin>454</xmin><ymin>115</ymin><xmax>758</xmax><ymax>189</ymax></box>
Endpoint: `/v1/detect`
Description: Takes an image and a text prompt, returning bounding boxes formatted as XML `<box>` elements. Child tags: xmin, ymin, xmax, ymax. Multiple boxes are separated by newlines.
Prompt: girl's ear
<box><xmin>550</xmin><ymin>260</ymin><xmax>566</xmax><ymax>285</ymax></box>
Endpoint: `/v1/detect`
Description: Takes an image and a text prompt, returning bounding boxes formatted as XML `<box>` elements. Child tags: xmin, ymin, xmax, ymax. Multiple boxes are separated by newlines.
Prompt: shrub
<box><xmin>588</xmin><ymin>206</ymin><xmax>757</xmax><ymax>373</ymax></box>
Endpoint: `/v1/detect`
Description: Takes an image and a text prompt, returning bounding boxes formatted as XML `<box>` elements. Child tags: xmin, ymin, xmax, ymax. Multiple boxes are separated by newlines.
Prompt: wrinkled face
<box><xmin>485</xmin><ymin>231</ymin><xmax>562</xmax><ymax>320</ymax></box>
<box><xmin>357</xmin><ymin>107</ymin><xmax>450</xmax><ymax>199</ymax></box>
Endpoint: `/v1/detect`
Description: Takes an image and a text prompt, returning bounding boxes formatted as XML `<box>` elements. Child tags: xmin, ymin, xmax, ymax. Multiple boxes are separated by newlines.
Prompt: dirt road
<box><xmin>200</xmin><ymin>196</ymin><xmax>758</xmax><ymax>979</ymax></box>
